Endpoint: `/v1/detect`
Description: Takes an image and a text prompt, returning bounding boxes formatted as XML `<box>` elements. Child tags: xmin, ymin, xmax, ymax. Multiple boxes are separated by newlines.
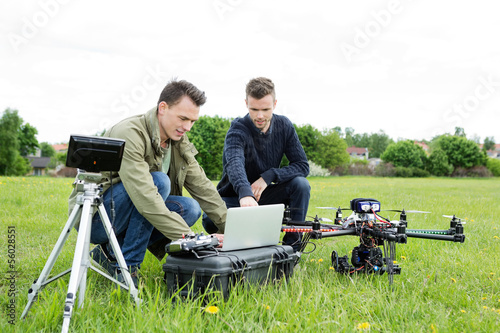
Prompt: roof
<box><xmin>479</xmin><ymin>143</ymin><xmax>500</xmax><ymax>152</ymax></box>
<box><xmin>52</xmin><ymin>143</ymin><xmax>68</xmax><ymax>152</ymax></box>
<box><xmin>414</xmin><ymin>141</ymin><xmax>429</xmax><ymax>150</ymax></box>
<box><xmin>346</xmin><ymin>147</ymin><xmax>368</xmax><ymax>155</ymax></box>
<box><xmin>28</xmin><ymin>157</ymin><xmax>51</xmax><ymax>168</ymax></box>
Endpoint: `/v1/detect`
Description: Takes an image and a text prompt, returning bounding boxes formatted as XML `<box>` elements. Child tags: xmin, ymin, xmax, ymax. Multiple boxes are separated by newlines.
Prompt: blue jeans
<box><xmin>90</xmin><ymin>172</ymin><xmax>201</xmax><ymax>267</ymax></box>
<box><xmin>202</xmin><ymin>177</ymin><xmax>310</xmax><ymax>251</ymax></box>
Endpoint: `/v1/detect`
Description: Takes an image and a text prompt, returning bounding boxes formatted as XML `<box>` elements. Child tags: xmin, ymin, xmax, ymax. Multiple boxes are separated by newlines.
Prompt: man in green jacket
<box><xmin>70</xmin><ymin>79</ymin><xmax>226</xmax><ymax>286</ymax></box>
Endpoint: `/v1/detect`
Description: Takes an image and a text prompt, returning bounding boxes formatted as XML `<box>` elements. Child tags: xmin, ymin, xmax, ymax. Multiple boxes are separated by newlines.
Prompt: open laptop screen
<box><xmin>220</xmin><ymin>204</ymin><xmax>285</xmax><ymax>251</ymax></box>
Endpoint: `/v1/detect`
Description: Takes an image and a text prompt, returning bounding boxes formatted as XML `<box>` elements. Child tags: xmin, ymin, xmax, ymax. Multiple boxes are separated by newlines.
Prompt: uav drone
<box><xmin>282</xmin><ymin>198</ymin><xmax>466</xmax><ymax>284</ymax></box>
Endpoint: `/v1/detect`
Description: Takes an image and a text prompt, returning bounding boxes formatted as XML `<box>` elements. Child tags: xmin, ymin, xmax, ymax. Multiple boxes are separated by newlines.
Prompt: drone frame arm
<box><xmin>406</xmin><ymin>231</ymin><xmax>465</xmax><ymax>243</ymax></box>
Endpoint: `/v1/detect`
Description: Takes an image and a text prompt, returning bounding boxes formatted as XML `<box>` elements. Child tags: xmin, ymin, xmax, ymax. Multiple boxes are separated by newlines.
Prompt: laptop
<box><xmin>220</xmin><ymin>204</ymin><xmax>285</xmax><ymax>251</ymax></box>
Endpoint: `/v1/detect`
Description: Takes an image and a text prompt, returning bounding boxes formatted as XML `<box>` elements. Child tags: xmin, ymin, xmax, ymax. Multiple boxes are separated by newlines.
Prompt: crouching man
<box><xmin>68</xmin><ymin>79</ymin><xmax>226</xmax><ymax>287</ymax></box>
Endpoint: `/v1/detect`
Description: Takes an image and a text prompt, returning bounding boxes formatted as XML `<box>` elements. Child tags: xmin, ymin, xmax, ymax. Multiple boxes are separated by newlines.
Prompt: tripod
<box><xmin>21</xmin><ymin>172</ymin><xmax>141</xmax><ymax>333</ymax></box>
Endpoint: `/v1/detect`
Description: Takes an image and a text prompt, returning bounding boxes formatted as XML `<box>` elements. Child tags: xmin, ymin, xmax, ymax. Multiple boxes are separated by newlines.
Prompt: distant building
<box><xmin>479</xmin><ymin>143</ymin><xmax>500</xmax><ymax>159</ymax></box>
<box><xmin>52</xmin><ymin>143</ymin><xmax>68</xmax><ymax>153</ymax></box>
<box><xmin>346</xmin><ymin>147</ymin><xmax>369</xmax><ymax>160</ymax></box>
<box><xmin>27</xmin><ymin>156</ymin><xmax>51</xmax><ymax>176</ymax></box>
<box><xmin>414</xmin><ymin>141</ymin><xmax>430</xmax><ymax>154</ymax></box>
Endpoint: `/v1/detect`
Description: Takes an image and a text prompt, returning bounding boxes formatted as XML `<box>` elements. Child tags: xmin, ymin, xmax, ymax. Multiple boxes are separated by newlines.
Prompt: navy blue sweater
<box><xmin>217</xmin><ymin>114</ymin><xmax>309</xmax><ymax>200</ymax></box>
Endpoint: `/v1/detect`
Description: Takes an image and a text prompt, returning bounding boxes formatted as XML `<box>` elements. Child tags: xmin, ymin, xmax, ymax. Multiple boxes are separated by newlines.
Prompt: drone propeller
<box><xmin>306</xmin><ymin>215</ymin><xmax>333</xmax><ymax>222</ymax></box>
<box><xmin>317</xmin><ymin>207</ymin><xmax>350</xmax><ymax>211</ymax></box>
<box><xmin>443</xmin><ymin>215</ymin><xmax>467</xmax><ymax>224</ymax></box>
<box><xmin>384</xmin><ymin>209</ymin><xmax>431</xmax><ymax>214</ymax></box>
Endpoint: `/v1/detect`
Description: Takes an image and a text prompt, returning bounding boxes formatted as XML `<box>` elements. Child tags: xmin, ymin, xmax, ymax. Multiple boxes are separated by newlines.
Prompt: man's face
<box><xmin>246</xmin><ymin>94</ymin><xmax>276</xmax><ymax>133</ymax></box>
<box><xmin>157</xmin><ymin>95</ymin><xmax>199</xmax><ymax>142</ymax></box>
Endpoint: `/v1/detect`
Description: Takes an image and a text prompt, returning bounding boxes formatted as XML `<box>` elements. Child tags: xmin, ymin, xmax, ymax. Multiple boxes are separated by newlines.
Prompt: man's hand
<box><xmin>251</xmin><ymin>177</ymin><xmax>268</xmax><ymax>202</ymax></box>
<box><xmin>240</xmin><ymin>196</ymin><xmax>258</xmax><ymax>207</ymax></box>
<box><xmin>213</xmin><ymin>233</ymin><xmax>224</xmax><ymax>248</ymax></box>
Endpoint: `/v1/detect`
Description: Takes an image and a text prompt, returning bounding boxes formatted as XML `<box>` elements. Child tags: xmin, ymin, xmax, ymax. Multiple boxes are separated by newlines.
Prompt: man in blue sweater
<box><xmin>202</xmin><ymin>77</ymin><xmax>310</xmax><ymax>251</ymax></box>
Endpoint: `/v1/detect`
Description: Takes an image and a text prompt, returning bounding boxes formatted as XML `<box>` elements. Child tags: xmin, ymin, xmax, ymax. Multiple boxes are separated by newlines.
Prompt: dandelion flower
<box><xmin>494</xmin><ymin>236</ymin><xmax>499</xmax><ymax>239</ymax></box>
<box><xmin>329</xmin><ymin>266</ymin><xmax>335</xmax><ymax>270</ymax></box>
<box><xmin>318</xmin><ymin>258</ymin><xmax>323</xmax><ymax>263</ymax></box>
<box><xmin>401</xmin><ymin>256</ymin><xmax>406</xmax><ymax>260</ymax></box>
<box><xmin>482</xmin><ymin>297</ymin><xmax>487</xmax><ymax>300</ymax></box>
<box><xmin>451</xmin><ymin>278</ymin><xmax>456</xmax><ymax>283</ymax></box>
<box><xmin>205</xmin><ymin>306</ymin><xmax>219</xmax><ymax>314</ymax></box>
<box><xmin>460</xmin><ymin>309</ymin><xmax>466</xmax><ymax>313</ymax></box>
<box><xmin>484</xmin><ymin>306</ymin><xmax>489</xmax><ymax>310</ymax></box>
<box><xmin>490</xmin><ymin>273</ymin><xmax>495</xmax><ymax>276</ymax></box>
<box><xmin>310</xmin><ymin>259</ymin><xmax>316</xmax><ymax>262</ymax></box>
<box><xmin>356</xmin><ymin>322</ymin><xmax>370</xmax><ymax>330</ymax></box>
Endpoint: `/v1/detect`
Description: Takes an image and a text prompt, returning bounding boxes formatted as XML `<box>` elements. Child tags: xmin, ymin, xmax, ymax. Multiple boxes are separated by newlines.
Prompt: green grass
<box><xmin>1</xmin><ymin>176</ymin><xmax>499</xmax><ymax>332</ymax></box>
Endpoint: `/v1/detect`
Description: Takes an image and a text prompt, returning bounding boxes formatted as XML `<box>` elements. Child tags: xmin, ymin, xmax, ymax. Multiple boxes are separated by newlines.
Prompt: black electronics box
<box><xmin>163</xmin><ymin>245</ymin><xmax>297</xmax><ymax>299</ymax></box>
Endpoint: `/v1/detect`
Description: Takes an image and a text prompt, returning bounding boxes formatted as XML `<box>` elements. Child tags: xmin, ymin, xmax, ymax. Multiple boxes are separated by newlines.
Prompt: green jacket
<box><xmin>68</xmin><ymin>107</ymin><xmax>226</xmax><ymax>259</ymax></box>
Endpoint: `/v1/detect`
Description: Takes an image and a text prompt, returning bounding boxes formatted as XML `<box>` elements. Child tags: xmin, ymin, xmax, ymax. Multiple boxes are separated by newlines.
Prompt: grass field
<box><xmin>1</xmin><ymin>176</ymin><xmax>499</xmax><ymax>332</ymax></box>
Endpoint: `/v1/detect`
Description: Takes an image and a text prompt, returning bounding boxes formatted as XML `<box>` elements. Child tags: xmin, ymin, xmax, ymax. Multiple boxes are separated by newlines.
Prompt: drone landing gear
<box><xmin>331</xmin><ymin>241</ymin><xmax>401</xmax><ymax>284</ymax></box>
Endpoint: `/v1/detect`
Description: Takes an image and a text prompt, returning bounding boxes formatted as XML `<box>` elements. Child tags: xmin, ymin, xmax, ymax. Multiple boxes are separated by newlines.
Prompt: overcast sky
<box><xmin>1</xmin><ymin>0</ymin><xmax>499</xmax><ymax>144</ymax></box>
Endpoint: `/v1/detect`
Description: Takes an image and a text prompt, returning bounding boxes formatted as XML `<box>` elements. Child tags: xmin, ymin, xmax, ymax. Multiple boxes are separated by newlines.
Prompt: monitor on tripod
<box><xmin>66</xmin><ymin>135</ymin><xmax>126</xmax><ymax>173</ymax></box>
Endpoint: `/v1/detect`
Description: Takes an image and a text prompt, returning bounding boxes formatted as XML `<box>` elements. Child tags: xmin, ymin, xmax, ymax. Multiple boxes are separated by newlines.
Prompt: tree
<box><xmin>315</xmin><ymin>128</ymin><xmax>349</xmax><ymax>169</ymax></box>
<box><xmin>351</xmin><ymin>132</ymin><xmax>370</xmax><ymax>148</ymax></box>
<box><xmin>344</xmin><ymin>127</ymin><xmax>355</xmax><ymax>147</ymax></box>
<box><xmin>483</xmin><ymin>136</ymin><xmax>496</xmax><ymax>152</ymax></box>
<box><xmin>18</xmin><ymin>123</ymin><xmax>39</xmax><ymax>156</ymax></box>
<box><xmin>187</xmin><ymin>115</ymin><xmax>231</xmax><ymax>180</ymax></box>
<box><xmin>434</xmin><ymin>135</ymin><xmax>487</xmax><ymax>169</ymax></box>
<box><xmin>40</xmin><ymin>142</ymin><xmax>56</xmax><ymax>157</ymax></box>
<box><xmin>487</xmin><ymin>158</ymin><xmax>500</xmax><ymax>177</ymax></box>
<box><xmin>369</xmin><ymin>131</ymin><xmax>393</xmax><ymax>158</ymax></box>
<box><xmin>428</xmin><ymin>148</ymin><xmax>453</xmax><ymax>176</ymax></box>
<box><xmin>454</xmin><ymin>127</ymin><xmax>466</xmax><ymax>137</ymax></box>
<box><xmin>381</xmin><ymin>140</ymin><xmax>427</xmax><ymax>169</ymax></box>
<box><xmin>0</xmin><ymin>108</ymin><xmax>37</xmax><ymax>176</ymax></box>
<box><xmin>295</xmin><ymin>124</ymin><xmax>321</xmax><ymax>163</ymax></box>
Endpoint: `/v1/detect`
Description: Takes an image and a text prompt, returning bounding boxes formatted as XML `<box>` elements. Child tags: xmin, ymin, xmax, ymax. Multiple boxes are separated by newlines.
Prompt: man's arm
<box><xmin>260</xmin><ymin>118</ymin><xmax>309</xmax><ymax>184</ymax></box>
<box><xmin>110</xmin><ymin>127</ymin><xmax>193</xmax><ymax>240</ymax></box>
<box><xmin>223</xmin><ymin>126</ymin><xmax>255</xmax><ymax>201</ymax></box>
<box><xmin>182</xmin><ymin>152</ymin><xmax>227</xmax><ymax>233</ymax></box>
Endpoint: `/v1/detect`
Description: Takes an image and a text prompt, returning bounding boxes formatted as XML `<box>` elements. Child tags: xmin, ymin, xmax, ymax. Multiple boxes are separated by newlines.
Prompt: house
<box><xmin>346</xmin><ymin>147</ymin><xmax>369</xmax><ymax>160</ymax></box>
<box><xmin>414</xmin><ymin>141</ymin><xmax>430</xmax><ymax>154</ymax></box>
<box><xmin>52</xmin><ymin>143</ymin><xmax>68</xmax><ymax>153</ymax></box>
<box><xmin>27</xmin><ymin>156</ymin><xmax>51</xmax><ymax>176</ymax></box>
<box><xmin>479</xmin><ymin>143</ymin><xmax>500</xmax><ymax>158</ymax></box>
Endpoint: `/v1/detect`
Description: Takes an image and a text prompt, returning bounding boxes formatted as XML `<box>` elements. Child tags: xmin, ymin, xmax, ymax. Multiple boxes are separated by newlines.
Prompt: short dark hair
<box><xmin>245</xmin><ymin>77</ymin><xmax>276</xmax><ymax>100</ymax></box>
<box><xmin>157</xmin><ymin>79</ymin><xmax>207</xmax><ymax>107</ymax></box>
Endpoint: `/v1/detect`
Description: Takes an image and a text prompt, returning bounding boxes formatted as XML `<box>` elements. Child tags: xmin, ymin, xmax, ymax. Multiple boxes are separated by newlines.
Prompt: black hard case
<box><xmin>163</xmin><ymin>245</ymin><xmax>296</xmax><ymax>298</ymax></box>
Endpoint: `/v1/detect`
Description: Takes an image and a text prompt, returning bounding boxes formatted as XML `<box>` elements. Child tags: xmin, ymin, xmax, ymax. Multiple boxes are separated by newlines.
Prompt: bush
<box><xmin>391</xmin><ymin>166</ymin><xmax>430</xmax><ymax>178</ymax></box>
<box><xmin>394</xmin><ymin>166</ymin><xmax>413</xmax><ymax>177</ymax></box>
<box><xmin>434</xmin><ymin>135</ymin><xmax>487</xmax><ymax>169</ymax></box>
<box><xmin>451</xmin><ymin>166</ymin><xmax>492</xmax><ymax>177</ymax></box>
<box><xmin>374</xmin><ymin>162</ymin><xmax>396</xmax><ymax>177</ymax></box>
<box><xmin>308</xmin><ymin>160</ymin><xmax>331</xmax><ymax>177</ymax></box>
<box><xmin>381</xmin><ymin>140</ymin><xmax>427</xmax><ymax>168</ymax></box>
<box><xmin>487</xmin><ymin>158</ymin><xmax>500</xmax><ymax>177</ymax></box>
<box><xmin>410</xmin><ymin>167</ymin><xmax>429</xmax><ymax>177</ymax></box>
<box><xmin>347</xmin><ymin>159</ymin><xmax>373</xmax><ymax>176</ymax></box>
<box><xmin>428</xmin><ymin>148</ymin><xmax>453</xmax><ymax>176</ymax></box>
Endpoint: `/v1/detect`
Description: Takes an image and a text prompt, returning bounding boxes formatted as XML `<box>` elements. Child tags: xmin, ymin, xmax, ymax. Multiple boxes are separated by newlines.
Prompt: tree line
<box><xmin>1</xmin><ymin>108</ymin><xmax>499</xmax><ymax>178</ymax></box>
